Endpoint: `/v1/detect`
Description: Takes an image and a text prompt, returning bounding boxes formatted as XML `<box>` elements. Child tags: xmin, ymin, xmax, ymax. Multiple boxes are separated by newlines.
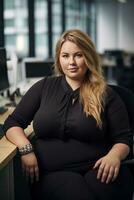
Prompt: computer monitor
<box><xmin>24</xmin><ymin>59</ymin><xmax>53</xmax><ymax>78</ymax></box>
<box><xmin>0</xmin><ymin>47</ymin><xmax>10</xmax><ymax>114</ymax></box>
<box><xmin>0</xmin><ymin>48</ymin><xmax>9</xmax><ymax>92</ymax></box>
<box><xmin>19</xmin><ymin>58</ymin><xmax>54</xmax><ymax>95</ymax></box>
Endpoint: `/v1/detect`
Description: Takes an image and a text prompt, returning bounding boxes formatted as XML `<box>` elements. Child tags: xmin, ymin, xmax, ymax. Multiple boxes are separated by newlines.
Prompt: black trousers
<box><xmin>30</xmin><ymin>165</ymin><xmax>133</xmax><ymax>200</ymax></box>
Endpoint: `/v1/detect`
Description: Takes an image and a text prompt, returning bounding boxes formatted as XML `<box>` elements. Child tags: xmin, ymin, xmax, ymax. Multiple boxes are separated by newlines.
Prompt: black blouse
<box><xmin>4</xmin><ymin>76</ymin><xmax>132</xmax><ymax>171</ymax></box>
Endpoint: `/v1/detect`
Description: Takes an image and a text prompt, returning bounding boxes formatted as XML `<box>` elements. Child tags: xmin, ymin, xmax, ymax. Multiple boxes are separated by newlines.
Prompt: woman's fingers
<box><xmin>93</xmin><ymin>158</ymin><xmax>102</xmax><ymax>169</ymax></box>
<box><xmin>112</xmin><ymin>166</ymin><xmax>120</xmax><ymax>182</ymax></box>
<box><xmin>97</xmin><ymin>165</ymin><xmax>104</xmax><ymax>180</ymax></box>
<box><xmin>29</xmin><ymin>167</ymin><xmax>35</xmax><ymax>183</ymax></box>
<box><xmin>105</xmin><ymin>166</ymin><xmax>114</xmax><ymax>184</ymax></box>
<box><xmin>100</xmin><ymin>166</ymin><xmax>110</xmax><ymax>183</ymax></box>
<box><xmin>97</xmin><ymin>165</ymin><xmax>120</xmax><ymax>184</ymax></box>
<box><xmin>22</xmin><ymin>165</ymin><xmax>39</xmax><ymax>183</ymax></box>
<box><xmin>25</xmin><ymin>166</ymin><xmax>30</xmax><ymax>181</ymax></box>
<box><xmin>34</xmin><ymin>166</ymin><xmax>39</xmax><ymax>181</ymax></box>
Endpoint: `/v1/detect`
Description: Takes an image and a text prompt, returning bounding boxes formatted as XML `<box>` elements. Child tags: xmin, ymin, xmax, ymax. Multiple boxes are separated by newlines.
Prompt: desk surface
<box><xmin>0</xmin><ymin>107</ymin><xmax>33</xmax><ymax>170</ymax></box>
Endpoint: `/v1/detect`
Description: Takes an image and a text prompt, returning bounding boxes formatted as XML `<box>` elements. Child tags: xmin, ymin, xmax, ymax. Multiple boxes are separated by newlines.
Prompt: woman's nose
<box><xmin>69</xmin><ymin>56</ymin><xmax>75</xmax><ymax>64</ymax></box>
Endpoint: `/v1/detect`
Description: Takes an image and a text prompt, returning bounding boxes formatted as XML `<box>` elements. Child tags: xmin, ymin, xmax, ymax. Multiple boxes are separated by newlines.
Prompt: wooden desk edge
<box><xmin>0</xmin><ymin>136</ymin><xmax>17</xmax><ymax>170</ymax></box>
<box><xmin>0</xmin><ymin>129</ymin><xmax>34</xmax><ymax>171</ymax></box>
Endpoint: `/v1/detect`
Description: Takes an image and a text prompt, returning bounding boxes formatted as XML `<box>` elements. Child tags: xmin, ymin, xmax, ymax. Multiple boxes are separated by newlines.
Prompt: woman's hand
<box><xmin>21</xmin><ymin>152</ymin><xmax>39</xmax><ymax>183</ymax></box>
<box><xmin>93</xmin><ymin>153</ymin><xmax>121</xmax><ymax>184</ymax></box>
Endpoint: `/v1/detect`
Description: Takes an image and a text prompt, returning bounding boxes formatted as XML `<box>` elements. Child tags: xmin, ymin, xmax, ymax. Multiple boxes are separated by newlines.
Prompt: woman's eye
<box><xmin>62</xmin><ymin>55</ymin><xmax>68</xmax><ymax>58</ymax></box>
<box><xmin>76</xmin><ymin>54</ymin><xmax>82</xmax><ymax>58</ymax></box>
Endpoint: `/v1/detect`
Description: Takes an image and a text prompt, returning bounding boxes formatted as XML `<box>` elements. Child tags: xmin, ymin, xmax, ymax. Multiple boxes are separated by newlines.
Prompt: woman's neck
<box><xmin>65</xmin><ymin>76</ymin><xmax>82</xmax><ymax>91</ymax></box>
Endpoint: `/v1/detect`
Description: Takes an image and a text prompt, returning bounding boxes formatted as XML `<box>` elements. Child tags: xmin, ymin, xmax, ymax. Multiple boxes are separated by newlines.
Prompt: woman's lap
<box><xmin>38</xmin><ymin>171</ymin><xmax>94</xmax><ymax>200</ymax></box>
<box><xmin>30</xmin><ymin>166</ymin><xmax>133</xmax><ymax>200</ymax></box>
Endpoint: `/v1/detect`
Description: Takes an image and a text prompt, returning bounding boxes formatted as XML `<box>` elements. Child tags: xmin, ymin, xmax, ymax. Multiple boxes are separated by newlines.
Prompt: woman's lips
<box><xmin>68</xmin><ymin>67</ymin><xmax>79</xmax><ymax>72</ymax></box>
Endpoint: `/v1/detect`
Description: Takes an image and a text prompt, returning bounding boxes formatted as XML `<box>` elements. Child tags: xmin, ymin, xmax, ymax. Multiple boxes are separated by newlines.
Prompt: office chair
<box><xmin>109</xmin><ymin>85</ymin><xmax>134</xmax><ymax>182</ymax></box>
<box><xmin>117</xmin><ymin>68</ymin><xmax>134</xmax><ymax>94</ymax></box>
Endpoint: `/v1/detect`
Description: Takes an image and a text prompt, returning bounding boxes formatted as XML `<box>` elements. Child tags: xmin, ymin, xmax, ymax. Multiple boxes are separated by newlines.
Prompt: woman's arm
<box><xmin>6</xmin><ymin>126</ymin><xmax>31</xmax><ymax>147</ymax></box>
<box><xmin>6</xmin><ymin>126</ymin><xmax>39</xmax><ymax>183</ymax></box>
<box><xmin>108</xmin><ymin>143</ymin><xmax>130</xmax><ymax>160</ymax></box>
<box><xmin>4</xmin><ymin>79</ymin><xmax>46</xmax><ymax>182</ymax></box>
<box><xmin>93</xmin><ymin>87</ymin><xmax>132</xmax><ymax>184</ymax></box>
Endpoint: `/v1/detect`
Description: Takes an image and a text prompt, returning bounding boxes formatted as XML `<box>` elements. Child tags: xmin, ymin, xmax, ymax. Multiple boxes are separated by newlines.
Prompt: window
<box><xmin>35</xmin><ymin>0</ymin><xmax>48</xmax><ymax>58</ymax></box>
<box><xmin>4</xmin><ymin>0</ymin><xmax>29</xmax><ymax>57</ymax></box>
<box><xmin>65</xmin><ymin>0</ymin><xmax>96</xmax><ymax>43</ymax></box>
<box><xmin>52</xmin><ymin>0</ymin><xmax>62</xmax><ymax>56</ymax></box>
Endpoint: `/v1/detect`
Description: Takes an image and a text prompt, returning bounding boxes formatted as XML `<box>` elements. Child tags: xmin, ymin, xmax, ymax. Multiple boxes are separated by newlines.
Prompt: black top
<box><xmin>4</xmin><ymin>76</ymin><xmax>132</xmax><ymax>171</ymax></box>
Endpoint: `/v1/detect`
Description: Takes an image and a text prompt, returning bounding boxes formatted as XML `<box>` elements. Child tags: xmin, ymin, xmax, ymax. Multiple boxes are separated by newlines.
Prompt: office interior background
<box><xmin>0</xmin><ymin>0</ymin><xmax>134</xmax><ymax>101</ymax></box>
<box><xmin>0</xmin><ymin>1</ymin><xmax>134</xmax><ymax>200</ymax></box>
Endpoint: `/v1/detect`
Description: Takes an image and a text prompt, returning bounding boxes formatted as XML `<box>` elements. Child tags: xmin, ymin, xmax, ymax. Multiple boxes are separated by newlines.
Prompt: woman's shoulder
<box><xmin>104</xmin><ymin>85</ymin><xmax>123</xmax><ymax>105</ymax></box>
<box><xmin>31</xmin><ymin>75</ymin><xmax>62</xmax><ymax>89</ymax></box>
<box><xmin>44</xmin><ymin>75</ymin><xmax>62</xmax><ymax>84</ymax></box>
<box><xmin>42</xmin><ymin>75</ymin><xmax>63</xmax><ymax>89</ymax></box>
<box><xmin>106</xmin><ymin>85</ymin><xmax>117</xmax><ymax>96</ymax></box>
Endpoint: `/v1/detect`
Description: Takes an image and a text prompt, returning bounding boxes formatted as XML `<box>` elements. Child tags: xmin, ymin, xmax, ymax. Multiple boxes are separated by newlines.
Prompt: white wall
<box><xmin>96</xmin><ymin>0</ymin><xmax>134</xmax><ymax>53</ymax></box>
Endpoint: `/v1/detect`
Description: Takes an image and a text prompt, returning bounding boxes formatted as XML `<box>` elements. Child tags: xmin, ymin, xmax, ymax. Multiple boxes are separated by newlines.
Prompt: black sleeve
<box><xmin>105</xmin><ymin>87</ymin><xmax>132</xmax><ymax>148</ymax></box>
<box><xmin>4</xmin><ymin>78</ymin><xmax>46</xmax><ymax>132</ymax></box>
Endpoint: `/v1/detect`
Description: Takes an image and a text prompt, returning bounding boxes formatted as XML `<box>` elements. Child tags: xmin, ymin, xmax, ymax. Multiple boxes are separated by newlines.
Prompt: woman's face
<box><xmin>59</xmin><ymin>41</ymin><xmax>88</xmax><ymax>82</ymax></box>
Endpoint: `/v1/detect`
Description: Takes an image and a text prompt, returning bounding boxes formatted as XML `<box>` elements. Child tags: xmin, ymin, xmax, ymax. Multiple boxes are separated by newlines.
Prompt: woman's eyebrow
<box><xmin>60</xmin><ymin>52</ymin><xmax>69</xmax><ymax>54</ymax></box>
<box><xmin>60</xmin><ymin>51</ymin><xmax>82</xmax><ymax>54</ymax></box>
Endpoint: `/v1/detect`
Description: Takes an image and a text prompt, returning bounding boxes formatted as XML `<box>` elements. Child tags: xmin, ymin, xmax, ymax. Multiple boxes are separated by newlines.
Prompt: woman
<box><xmin>4</xmin><ymin>29</ymin><xmax>133</xmax><ymax>200</ymax></box>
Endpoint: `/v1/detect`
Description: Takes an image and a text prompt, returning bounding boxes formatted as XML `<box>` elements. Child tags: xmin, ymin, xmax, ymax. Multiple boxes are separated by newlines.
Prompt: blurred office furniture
<box><xmin>103</xmin><ymin>50</ymin><xmax>134</xmax><ymax>94</ymax></box>
<box><xmin>7</xmin><ymin>51</ymin><xmax>22</xmax><ymax>106</ymax></box>
<box><xmin>0</xmin><ymin>48</ymin><xmax>10</xmax><ymax>114</ymax></box>
<box><xmin>0</xmin><ymin>48</ymin><xmax>21</xmax><ymax>109</ymax></box>
<box><xmin>7</xmin><ymin>52</ymin><xmax>18</xmax><ymax>95</ymax></box>
<box><xmin>115</xmin><ymin>52</ymin><xmax>134</xmax><ymax>94</ymax></box>
<box><xmin>104</xmin><ymin>50</ymin><xmax>124</xmax><ymax>83</ymax></box>
<box><xmin>101</xmin><ymin>52</ymin><xmax>116</xmax><ymax>84</ymax></box>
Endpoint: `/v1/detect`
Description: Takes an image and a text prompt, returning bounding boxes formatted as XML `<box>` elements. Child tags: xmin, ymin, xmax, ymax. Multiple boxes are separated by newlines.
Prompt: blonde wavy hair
<box><xmin>54</xmin><ymin>29</ymin><xmax>107</xmax><ymax>128</ymax></box>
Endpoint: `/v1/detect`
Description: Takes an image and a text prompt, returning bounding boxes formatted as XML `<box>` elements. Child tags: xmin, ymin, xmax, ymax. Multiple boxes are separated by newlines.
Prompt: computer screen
<box><xmin>0</xmin><ymin>48</ymin><xmax>10</xmax><ymax>114</ymax></box>
<box><xmin>25</xmin><ymin>59</ymin><xmax>53</xmax><ymax>78</ymax></box>
<box><xmin>0</xmin><ymin>48</ymin><xmax>9</xmax><ymax>93</ymax></box>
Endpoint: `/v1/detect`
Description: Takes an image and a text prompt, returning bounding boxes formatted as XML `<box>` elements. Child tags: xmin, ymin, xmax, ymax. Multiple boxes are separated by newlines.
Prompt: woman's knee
<box><xmin>84</xmin><ymin>167</ymin><xmax>133</xmax><ymax>200</ymax></box>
